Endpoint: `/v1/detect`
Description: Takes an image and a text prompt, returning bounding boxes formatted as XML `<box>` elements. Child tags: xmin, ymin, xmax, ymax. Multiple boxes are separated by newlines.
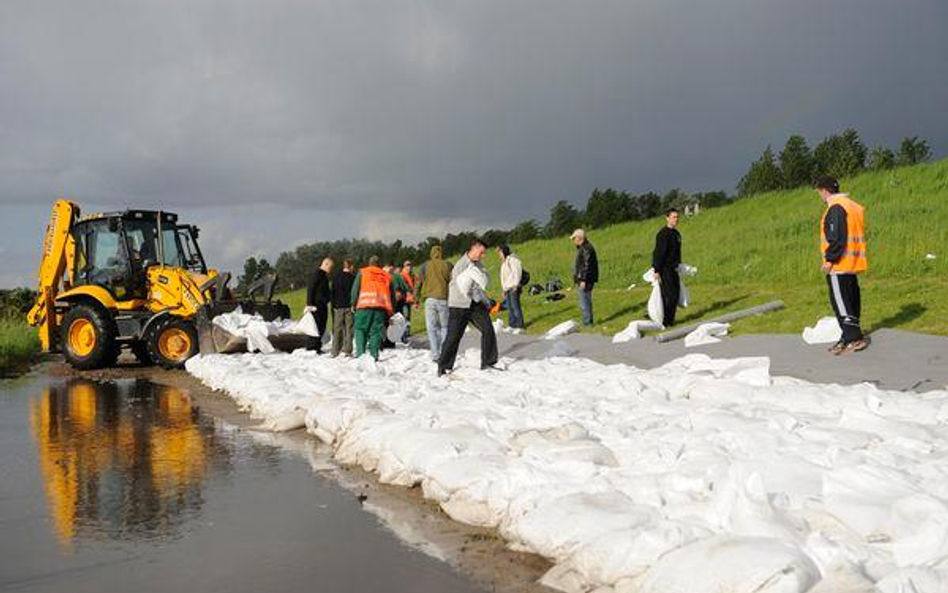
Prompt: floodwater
<box><xmin>0</xmin><ymin>374</ymin><xmax>486</xmax><ymax>593</ymax></box>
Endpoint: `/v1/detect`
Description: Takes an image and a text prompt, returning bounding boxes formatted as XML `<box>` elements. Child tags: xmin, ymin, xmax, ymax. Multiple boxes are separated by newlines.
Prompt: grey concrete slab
<box><xmin>412</xmin><ymin>328</ymin><xmax>948</xmax><ymax>393</ymax></box>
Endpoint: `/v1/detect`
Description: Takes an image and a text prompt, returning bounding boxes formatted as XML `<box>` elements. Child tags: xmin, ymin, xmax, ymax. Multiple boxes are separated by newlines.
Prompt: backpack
<box><xmin>519</xmin><ymin>269</ymin><xmax>531</xmax><ymax>287</ymax></box>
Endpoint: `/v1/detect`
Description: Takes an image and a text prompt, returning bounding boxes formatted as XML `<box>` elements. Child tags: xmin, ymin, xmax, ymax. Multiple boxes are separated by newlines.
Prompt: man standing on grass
<box><xmin>437</xmin><ymin>238</ymin><xmax>499</xmax><ymax>376</ymax></box>
<box><xmin>330</xmin><ymin>258</ymin><xmax>356</xmax><ymax>357</ymax></box>
<box><xmin>351</xmin><ymin>256</ymin><xmax>395</xmax><ymax>361</ymax></box>
<box><xmin>497</xmin><ymin>244</ymin><xmax>525</xmax><ymax>329</ymax></box>
<box><xmin>571</xmin><ymin>229</ymin><xmax>599</xmax><ymax>326</ymax></box>
<box><xmin>305</xmin><ymin>257</ymin><xmax>333</xmax><ymax>354</ymax></box>
<box><xmin>652</xmin><ymin>208</ymin><xmax>682</xmax><ymax>327</ymax></box>
<box><xmin>816</xmin><ymin>175</ymin><xmax>870</xmax><ymax>355</ymax></box>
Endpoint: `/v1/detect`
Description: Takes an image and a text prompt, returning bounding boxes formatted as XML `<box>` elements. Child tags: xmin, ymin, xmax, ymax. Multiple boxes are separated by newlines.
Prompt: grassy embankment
<box><xmin>280</xmin><ymin>159</ymin><xmax>948</xmax><ymax>337</ymax></box>
<box><xmin>0</xmin><ymin>318</ymin><xmax>41</xmax><ymax>375</ymax></box>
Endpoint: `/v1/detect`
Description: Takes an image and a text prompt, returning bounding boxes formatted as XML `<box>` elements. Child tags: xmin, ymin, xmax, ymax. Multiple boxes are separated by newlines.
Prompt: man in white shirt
<box><xmin>497</xmin><ymin>244</ymin><xmax>524</xmax><ymax>329</ymax></box>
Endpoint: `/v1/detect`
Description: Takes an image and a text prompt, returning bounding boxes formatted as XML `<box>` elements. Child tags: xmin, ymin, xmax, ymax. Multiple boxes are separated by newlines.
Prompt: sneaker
<box><xmin>481</xmin><ymin>363</ymin><xmax>505</xmax><ymax>371</ymax></box>
<box><xmin>838</xmin><ymin>338</ymin><xmax>870</xmax><ymax>355</ymax></box>
<box><xmin>827</xmin><ymin>341</ymin><xmax>845</xmax><ymax>354</ymax></box>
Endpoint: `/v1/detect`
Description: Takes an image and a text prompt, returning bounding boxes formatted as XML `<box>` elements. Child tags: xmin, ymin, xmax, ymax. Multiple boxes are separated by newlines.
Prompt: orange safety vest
<box><xmin>356</xmin><ymin>266</ymin><xmax>394</xmax><ymax>315</ymax></box>
<box><xmin>820</xmin><ymin>194</ymin><xmax>867</xmax><ymax>274</ymax></box>
<box><xmin>400</xmin><ymin>270</ymin><xmax>416</xmax><ymax>304</ymax></box>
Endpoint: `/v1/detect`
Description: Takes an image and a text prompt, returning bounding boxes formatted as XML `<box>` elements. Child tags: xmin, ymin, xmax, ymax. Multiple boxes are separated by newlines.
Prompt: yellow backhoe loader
<box><xmin>27</xmin><ymin>200</ymin><xmax>303</xmax><ymax>370</ymax></box>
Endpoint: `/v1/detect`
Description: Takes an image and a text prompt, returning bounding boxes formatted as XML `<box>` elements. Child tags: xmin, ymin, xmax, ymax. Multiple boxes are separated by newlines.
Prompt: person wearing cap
<box><xmin>497</xmin><ymin>244</ymin><xmax>525</xmax><ymax>329</ymax></box>
<box><xmin>815</xmin><ymin>175</ymin><xmax>870</xmax><ymax>355</ymax></box>
<box><xmin>571</xmin><ymin>229</ymin><xmax>599</xmax><ymax>326</ymax></box>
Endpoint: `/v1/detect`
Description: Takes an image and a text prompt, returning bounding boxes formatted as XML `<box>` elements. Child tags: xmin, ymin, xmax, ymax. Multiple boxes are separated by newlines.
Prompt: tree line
<box><xmin>243</xmin><ymin>129</ymin><xmax>932</xmax><ymax>293</ymax></box>
<box><xmin>737</xmin><ymin>131</ymin><xmax>931</xmax><ymax>197</ymax></box>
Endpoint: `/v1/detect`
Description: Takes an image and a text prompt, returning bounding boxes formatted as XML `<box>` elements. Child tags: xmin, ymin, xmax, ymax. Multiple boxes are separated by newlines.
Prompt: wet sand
<box><xmin>0</xmin><ymin>364</ymin><xmax>552</xmax><ymax>593</ymax></box>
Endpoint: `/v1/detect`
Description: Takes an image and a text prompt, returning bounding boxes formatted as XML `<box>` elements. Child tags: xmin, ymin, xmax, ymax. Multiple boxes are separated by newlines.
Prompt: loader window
<box><xmin>74</xmin><ymin>220</ymin><xmax>131</xmax><ymax>298</ymax></box>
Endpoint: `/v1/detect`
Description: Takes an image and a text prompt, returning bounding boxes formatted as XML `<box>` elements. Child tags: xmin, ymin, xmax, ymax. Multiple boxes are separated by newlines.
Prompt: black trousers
<box><xmin>659</xmin><ymin>269</ymin><xmax>680</xmax><ymax>327</ymax></box>
<box><xmin>437</xmin><ymin>304</ymin><xmax>499</xmax><ymax>373</ymax></box>
<box><xmin>307</xmin><ymin>304</ymin><xmax>329</xmax><ymax>353</ymax></box>
<box><xmin>827</xmin><ymin>273</ymin><xmax>863</xmax><ymax>343</ymax></box>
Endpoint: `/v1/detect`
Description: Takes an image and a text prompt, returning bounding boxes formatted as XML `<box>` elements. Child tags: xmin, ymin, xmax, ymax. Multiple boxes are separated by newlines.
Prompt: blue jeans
<box><xmin>425</xmin><ymin>298</ymin><xmax>449</xmax><ymax>360</ymax></box>
<box><xmin>578</xmin><ymin>287</ymin><xmax>594</xmax><ymax>325</ymax></box>
<box><xmin>504</xmin><ymin>289</ymin><xmax>524</xmax><ymax>329</ymax></box>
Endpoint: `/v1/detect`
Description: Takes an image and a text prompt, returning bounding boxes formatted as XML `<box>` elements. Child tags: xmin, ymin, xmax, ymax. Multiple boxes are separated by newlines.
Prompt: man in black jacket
<box><xmin>330</xmin><ymin>259</ymin><xmax>356</xmax><ymax>357</ymax></box>
<box><xmin>816</xmin><ymin>176</ymin><xmax>869</xmax><ymax>355</ymax></box>
<box><xmin>652</xmin><ymin>208</ymin><xmax>682</xmax><ymax>327</ymax></box>
<box><xmin>305</xmin><ymin>257</ymin><xmax>334</xmax><ymax>354</ymax></box>
<box><xmin>570</xmin><ymin>229</ymin><xmax>599</xmax><ymax>326</ymax></box>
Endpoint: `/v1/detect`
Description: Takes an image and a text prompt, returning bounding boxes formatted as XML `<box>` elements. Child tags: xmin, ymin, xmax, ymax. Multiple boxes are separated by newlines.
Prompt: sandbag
<box><xmin>386</xmin><ymin>313</ymin><xmax>408</xmax><ymax>343</ymax></box>
<box><xmin>296</xmin><ymin>311</ymin><xmax>320</xmax><ymax>337</ymax></box>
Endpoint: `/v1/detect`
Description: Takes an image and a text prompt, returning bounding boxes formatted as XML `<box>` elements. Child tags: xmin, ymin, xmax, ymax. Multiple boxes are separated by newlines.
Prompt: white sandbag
<box><xmin>612</xmin><ymin>320</ymin><xmax>663</xmax><ymax>343</ymax></box>
<box><xmin>545</xmin><ymin>320</ymin><xmax>578</xmax><ymax>340</ymax></box>
<box><xmin>455</xmin><ymin>265</ymin><xmax>489</xmax><ymax>301</ymax></box>
<box><xmin>678</xmin><ymin>277</ymin><xmax>690</xmax><ymax>308</ymax></box>
<box><xmin>386</xmin><ymin>313</ymin><xmax>408</xmax><ymax>343</ymax></box>
<box><xmin>677</xmin><ymin>263</ymin><xmax>698</xmax><ymax>276</ymax></box>
<box><xmin>642</xmin><ymin>269</ymin><xmax>665</xmax><ymax>325</ymax></box>
<box><xmin>295</xmin><ymin>311</ymin><xmax>320</xmax><ymax>337</ymax></box>
<box><xmin>635</xmin><ymin>536</ymin><xmax>821</xmax><ymax>593</ymax></box>
<box><xmin>684</xmin><ymin>322</ymin><xmax>730</xmax><ymax>347</ymax></box>
<box><xmin>802</xmin><ymin>316</ymin><xmax>841</xmax><ymax>345</ymax></box>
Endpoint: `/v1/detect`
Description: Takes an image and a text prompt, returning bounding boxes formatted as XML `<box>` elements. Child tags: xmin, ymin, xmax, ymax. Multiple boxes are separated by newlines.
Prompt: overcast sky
<box><xmin>1</xmin><ymin>0</ymin><xmax>946</xmax><ymax>287</ymax></box>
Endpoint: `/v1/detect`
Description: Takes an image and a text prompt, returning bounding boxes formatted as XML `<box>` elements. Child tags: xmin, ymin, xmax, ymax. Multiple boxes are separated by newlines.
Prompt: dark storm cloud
<box><xmin>1</xmin><ymin>0</ymin><xmax>946</xmax><ymax>285</ymax></box>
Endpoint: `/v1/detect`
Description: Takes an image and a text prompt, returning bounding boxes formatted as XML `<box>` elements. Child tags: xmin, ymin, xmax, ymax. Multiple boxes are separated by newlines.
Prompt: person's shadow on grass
<box><xmin>868</xmin><ymin>302</ymin><xmax>926</xmax><ymax>333</ymax></box>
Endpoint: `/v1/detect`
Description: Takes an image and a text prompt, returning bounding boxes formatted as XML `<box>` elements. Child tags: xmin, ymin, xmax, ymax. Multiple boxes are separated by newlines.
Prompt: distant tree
<box><xmin>585</xmin><ymin>188</ymin><xmax>629</xmax><ymax>228</ymax></box>
<box><xmin>898</xmin><ymin>136</ymin><xmax>932</xmax><ymax>166</ymax></box>
<box><xmin>661</xmin><ymin>188</ymin><xmax>690</xmax><ymax>212</ymax></box>
<box><xmin>508</xmin><ymin>219</ymin><xmax>541</xmax><ymax>244</ymax></box>
<box><xmin>544</xmin><ymin>200</ymin><xmax>583</xmax><ymax>238</ymax></box>
<box><xmin>868</xmin><ymin>146</ymin><xmax>897</xmax><ymax>170</ymax></box>
<box><xmin>633</xmin><ymin>192</ymin><xmax>662</xmax><ymax>219</ymax></box>
<box><xmin>238</xmin><ymin>256</ymin><xmax>259</xmax><ymax>292</ymax></box>
<box><xmin>694</xmin><ymin>191</ymin><xmax>730</xmax><ymax>208</ymax></box>
<box><xmin>813</xmin><ymin>128</ymin><xmax>867</xmax><ymax>179</ymax></box>
<box><xmin>778</xmin><ymin>135</ymin><xmax>814</xmax><ymax>188</ymax></box>
<box><xmin>737</xmin><ymin>146</ymin><xmax>783</xmax><ymax>196</ymax></box>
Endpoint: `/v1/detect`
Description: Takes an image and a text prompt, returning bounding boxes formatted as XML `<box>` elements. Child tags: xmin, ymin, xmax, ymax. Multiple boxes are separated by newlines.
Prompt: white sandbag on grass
<box><xmin>545</xmin><ymin>320</ymin><xmax>578</xmax><ymax>340</ymax></box>
<box><xmin>643</xmin><ymin>269</ymin><xmax>664</xmax><ymax>324</ymax></box>
<box><xmin>612</xmin><ymin>320</ymin><xmax>663</xmax><ymax>343</ymax></box>
<box><xmin>684</xmin><ymin>322</ymin><xmax>730</xmax><ymax>347</ymax></box>
<box><xmin>802</xmin><ymin>316</ymin><xmax>842</xmax><ymax>344</ymax></box>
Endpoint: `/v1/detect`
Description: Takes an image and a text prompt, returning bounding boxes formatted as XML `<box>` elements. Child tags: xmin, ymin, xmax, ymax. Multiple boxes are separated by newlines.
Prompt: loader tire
<box><xmin>130</xmin><ymin>341</ymin><xmax>154</xmax><ymax>366</ymax></box>
<box><xmin>60</xmin><ymin>302</ymin><xmax>120</xmax><ymax>370</ymax></box>
<box><xmin>145</xmin><ymin>317</ymin><xmax>198</xmax><ymax>369</ymax></box>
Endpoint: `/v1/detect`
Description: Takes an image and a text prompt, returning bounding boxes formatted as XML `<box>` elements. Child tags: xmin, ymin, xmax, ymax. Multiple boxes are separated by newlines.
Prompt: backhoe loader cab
<box><xmin>28</xmin><ymin>200</ymin><xmax>293</xmax><ymax>370</ymax></box>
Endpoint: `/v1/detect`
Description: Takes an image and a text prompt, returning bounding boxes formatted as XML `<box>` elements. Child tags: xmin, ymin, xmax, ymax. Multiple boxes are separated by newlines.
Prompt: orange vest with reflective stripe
<box><xmin>400</xmin><ymin>270</ymin><xmax>416</xmax><ymax>304</ymax></box>
<box><xmin>356</xmin><ymin>266</ymin><xmax>393</xmax><ymax>315</ymax></box>
<box><xmin>820</xmin><ymin>194</ymin><xmax>867</xmax><ymax>274</ymax></box>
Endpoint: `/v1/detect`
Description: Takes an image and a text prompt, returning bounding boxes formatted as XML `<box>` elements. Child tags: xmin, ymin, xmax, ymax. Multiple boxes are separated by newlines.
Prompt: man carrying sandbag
<box><xmin>652</xmin><ymin>208</ymin><xmax>682</xmax><ymax>327</ymax></box>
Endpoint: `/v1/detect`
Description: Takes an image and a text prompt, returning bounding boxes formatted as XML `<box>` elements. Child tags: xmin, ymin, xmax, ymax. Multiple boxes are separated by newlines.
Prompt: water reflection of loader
<box><xmin>29</xmin><ymin>379</ymin><xmax>230</xmax><ymax>546</ymax></box>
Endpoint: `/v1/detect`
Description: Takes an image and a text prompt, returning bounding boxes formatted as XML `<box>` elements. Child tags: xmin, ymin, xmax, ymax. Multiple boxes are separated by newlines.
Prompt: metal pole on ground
<box><xmin>655</xmin><ymin>300</ymin><xmax>785</xmax><ymax>343</ymax></box>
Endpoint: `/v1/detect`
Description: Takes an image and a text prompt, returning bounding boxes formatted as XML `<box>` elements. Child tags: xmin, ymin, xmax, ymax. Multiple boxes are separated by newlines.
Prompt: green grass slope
<box><xmin>280</xmin><ymin>159</ymin><xmax>948</xmax><ymax>337</ymax></box>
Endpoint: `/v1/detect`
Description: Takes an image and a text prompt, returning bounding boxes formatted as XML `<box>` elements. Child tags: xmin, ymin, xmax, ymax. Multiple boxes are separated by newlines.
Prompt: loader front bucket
<box><xmin>195</xmin><ymin>301</ymin><xmax>309</xmax><ymax>355</ymax></box>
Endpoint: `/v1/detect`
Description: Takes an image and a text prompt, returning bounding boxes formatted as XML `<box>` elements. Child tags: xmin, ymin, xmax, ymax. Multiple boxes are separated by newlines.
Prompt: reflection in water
<box><xmin>29</xmin><ymin>379</ymin><xmax>232</xmax><ymax>547</ymax></box>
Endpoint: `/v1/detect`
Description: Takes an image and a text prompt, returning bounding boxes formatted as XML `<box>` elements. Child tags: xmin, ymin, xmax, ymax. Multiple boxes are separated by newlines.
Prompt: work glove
<box><xmin>303</xmin><ymin>305</ymin><xmax>317</xmax><ymax>314</ymax></box>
